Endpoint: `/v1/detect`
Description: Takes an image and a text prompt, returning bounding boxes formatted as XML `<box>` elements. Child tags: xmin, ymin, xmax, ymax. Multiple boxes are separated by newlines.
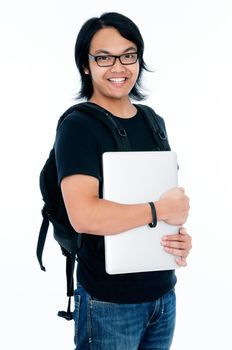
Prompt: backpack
<box><xmin>36</xmin><ymin>102</ymin><xmax>171</xmax><ymax>320</ymax></box>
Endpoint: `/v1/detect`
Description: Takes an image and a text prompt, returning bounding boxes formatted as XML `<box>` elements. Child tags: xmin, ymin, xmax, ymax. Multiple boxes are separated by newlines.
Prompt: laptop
<box><xmin>102</xmin><ymin>151</ymin><xmax>180</xmax><ymax>274</ymax></box>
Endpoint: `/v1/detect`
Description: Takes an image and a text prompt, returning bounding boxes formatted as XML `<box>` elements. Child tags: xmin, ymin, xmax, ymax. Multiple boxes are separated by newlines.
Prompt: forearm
<box><xmin>70</xmin><ymin>198</ymin><xmax>164</xmax><ymax>236</ymax></box>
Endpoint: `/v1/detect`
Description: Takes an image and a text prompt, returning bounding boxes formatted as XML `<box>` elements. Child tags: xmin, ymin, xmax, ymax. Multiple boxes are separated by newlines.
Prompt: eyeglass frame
<box><xmin>88</xmin><ymin>52</ymin><xmax>139</xmax><ymax>67</ymax></box>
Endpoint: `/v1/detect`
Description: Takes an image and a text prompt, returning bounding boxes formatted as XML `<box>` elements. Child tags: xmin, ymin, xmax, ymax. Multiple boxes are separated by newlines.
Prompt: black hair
<box><xmin>74</xmin><ymin>12</ymin><xmax>149</xmax><ymax>101</ymax></box>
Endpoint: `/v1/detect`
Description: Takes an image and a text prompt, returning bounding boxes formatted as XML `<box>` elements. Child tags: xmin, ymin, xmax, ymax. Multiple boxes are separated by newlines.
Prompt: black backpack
<box><xmin>36</xmin><ymin>102</ymin><xmax>170</xmax><ymax>320</ymax></box>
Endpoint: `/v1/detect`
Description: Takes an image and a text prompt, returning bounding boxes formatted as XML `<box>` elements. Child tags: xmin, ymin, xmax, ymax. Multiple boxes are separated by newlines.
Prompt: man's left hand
<box><xmin>161</xmin><ymin>227</ymin><xmax>192</xmax><ymax>267</ymax></box>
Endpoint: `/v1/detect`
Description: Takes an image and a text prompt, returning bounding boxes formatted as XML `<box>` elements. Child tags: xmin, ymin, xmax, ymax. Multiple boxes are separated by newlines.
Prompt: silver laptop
<box><xmin>102</xmin><ymin>151</ymin><xmax>180</xmax><ymax>274</ymax></box>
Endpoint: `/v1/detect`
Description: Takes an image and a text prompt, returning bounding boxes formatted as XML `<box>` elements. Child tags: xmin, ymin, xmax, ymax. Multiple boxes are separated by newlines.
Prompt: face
<box><xmin>86</xmin><ymin>27</ymin><xmax>140</xmax><ymax>104</ymax></box>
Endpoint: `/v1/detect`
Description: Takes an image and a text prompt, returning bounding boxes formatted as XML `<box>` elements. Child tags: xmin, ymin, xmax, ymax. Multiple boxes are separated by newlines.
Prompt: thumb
<box><xmin>179</xmin><ymin>187</ymin><xmax>185</xmax><ymax>193</ymax></box>
<box><xmin>179</xmin><ymin>227</ymin><xmax>187</xmax><ymax>235</ymax></box>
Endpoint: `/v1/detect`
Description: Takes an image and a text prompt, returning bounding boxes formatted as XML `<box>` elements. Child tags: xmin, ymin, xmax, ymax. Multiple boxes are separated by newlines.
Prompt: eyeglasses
<box><xmin>88</xmin><ymin>52</ymin><xmax>139</xmax><ymax>67</ymax></box>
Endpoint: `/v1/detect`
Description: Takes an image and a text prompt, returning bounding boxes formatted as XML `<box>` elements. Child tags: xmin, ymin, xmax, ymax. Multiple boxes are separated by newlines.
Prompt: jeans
<box><xmin>73</xmin><ymin>283</ymin><xmax>176</xmax><ymax>350</ymax></box>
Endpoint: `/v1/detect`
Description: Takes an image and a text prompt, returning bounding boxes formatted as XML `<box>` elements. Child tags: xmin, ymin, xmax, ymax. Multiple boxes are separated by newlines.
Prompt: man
<box><xmin>55</xmin><ymin>12</ymin><xmax>192</xmax><ymax>350</ymax></box>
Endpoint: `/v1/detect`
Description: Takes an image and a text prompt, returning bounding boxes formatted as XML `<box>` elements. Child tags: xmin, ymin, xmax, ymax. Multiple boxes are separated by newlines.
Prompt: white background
<box><xmin>1</xmin><ymin>0</ymin><xmax>232</xmax><ymax>349</ymax></box>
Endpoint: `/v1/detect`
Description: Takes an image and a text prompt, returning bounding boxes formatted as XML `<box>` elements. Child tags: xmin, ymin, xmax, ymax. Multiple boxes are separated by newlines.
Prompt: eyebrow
<box><xmin>94</xmin><ymin>47</ymin><xmax>137</xmax><ymax>55</ymax></box>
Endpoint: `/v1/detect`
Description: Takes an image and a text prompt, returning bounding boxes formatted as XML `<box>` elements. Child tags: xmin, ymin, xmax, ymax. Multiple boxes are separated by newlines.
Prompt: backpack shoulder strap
<box><xmin>136</xmin><ymin>104</ymin><xmax>171</xmax><ymax>151</ymax></box>
<box><xmin>57</xmin><ymin>253</ymin><xmax>76</xmax><ymax>321</ymax></box>
<box><xmin>36</xmin><ymin>204</ymin><xmax>50</xmax><ymax>271</ymax></box>
<box><xmin>58</xmin><ymin>102</ymin><xmax>132</xmax><ymax>151</ymax></box>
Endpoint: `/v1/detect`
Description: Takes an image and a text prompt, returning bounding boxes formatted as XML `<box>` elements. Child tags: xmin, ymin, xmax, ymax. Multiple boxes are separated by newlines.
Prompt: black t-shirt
<box><xmin>54</xmin><ymin>104</ymin><xmax>176</xmax><ymax>303</ymax></box>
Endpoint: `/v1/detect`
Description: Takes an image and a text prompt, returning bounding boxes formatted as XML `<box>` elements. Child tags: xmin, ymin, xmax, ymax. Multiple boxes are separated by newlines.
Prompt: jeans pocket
<box><xmin>88</xmin><ymin>300</ymin><xmax>143</xmax><ymax>350</ymax></box>
<box><xmin>74</xmin><ymin>290</ymin><xmax>81</xmax><ymax>346</ymax></box>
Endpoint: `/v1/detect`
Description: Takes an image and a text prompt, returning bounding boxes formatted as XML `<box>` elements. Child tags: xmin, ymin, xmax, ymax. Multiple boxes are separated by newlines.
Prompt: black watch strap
<box><xmin>148</xmin><ymin>202</ymin><xmax>157</xmax><ymax>228</ymax></box>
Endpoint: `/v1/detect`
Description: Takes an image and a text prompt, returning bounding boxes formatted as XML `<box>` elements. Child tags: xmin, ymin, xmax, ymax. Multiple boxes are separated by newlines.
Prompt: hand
<box><xmin>156</xmin><ymin>187</ymin><xmax>190</xmax><ymax>225</ymax></box>
<box><xmin>161</xmin><ymin>227</ymin><xmax>192</xmax><ymax>267</ymax></box>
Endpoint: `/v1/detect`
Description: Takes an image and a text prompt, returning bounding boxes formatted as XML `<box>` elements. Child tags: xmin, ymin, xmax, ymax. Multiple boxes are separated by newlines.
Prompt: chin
<box><xmin>107</xmin><ymin>90</ymin><xmax>131</xmax><ymax>100</ymax></box>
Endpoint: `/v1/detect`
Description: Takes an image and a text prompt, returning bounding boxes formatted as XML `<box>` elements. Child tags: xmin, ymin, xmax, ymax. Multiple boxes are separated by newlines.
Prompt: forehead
<box><xmin>89</xmin><ymin>27</ymin><xmax>137</xmax><ymax>54</ymax></box>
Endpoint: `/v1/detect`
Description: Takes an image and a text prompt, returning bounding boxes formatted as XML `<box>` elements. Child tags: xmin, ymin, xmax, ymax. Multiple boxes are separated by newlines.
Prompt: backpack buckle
<box><xmin>117</xmin><ymin>128</ymin><xmax>127</xmax><ymax>137</ymax></box>
<box><xmin>158</xmin><ymin>131</ymin><xmax>167</xmax><ymax>140</ymax></box>
<box><xmin>57</xmin><ymin>310</ymin><xmax>73</xmax><ymax>321</ymax></box>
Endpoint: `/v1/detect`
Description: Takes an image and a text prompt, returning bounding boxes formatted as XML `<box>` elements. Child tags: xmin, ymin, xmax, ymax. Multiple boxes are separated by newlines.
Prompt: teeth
<box><xmin>109</xmin><ymin>78</ymin><xmax>126</xmax><ymax>82</ymax></box>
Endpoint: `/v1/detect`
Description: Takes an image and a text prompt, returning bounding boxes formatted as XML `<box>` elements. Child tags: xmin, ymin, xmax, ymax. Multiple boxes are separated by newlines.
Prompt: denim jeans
<box><xmin>73</xmin><ymin>283</ymin><xmax>176</xmax><ymax>350</ymax></box>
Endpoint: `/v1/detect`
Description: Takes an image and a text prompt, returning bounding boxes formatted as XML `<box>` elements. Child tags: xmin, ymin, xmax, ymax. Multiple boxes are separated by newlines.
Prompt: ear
<box><xmin>83</xmin><ymin>67</ymin><xmax>89</xmax><ymax>75</ymax></box>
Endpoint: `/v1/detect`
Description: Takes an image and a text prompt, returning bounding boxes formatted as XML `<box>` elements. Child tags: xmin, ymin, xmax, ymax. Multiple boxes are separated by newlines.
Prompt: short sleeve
<box><xmin>54</xmin><ymin>112</ymin><xmax>102</xmax><ymax>186</ymax></box>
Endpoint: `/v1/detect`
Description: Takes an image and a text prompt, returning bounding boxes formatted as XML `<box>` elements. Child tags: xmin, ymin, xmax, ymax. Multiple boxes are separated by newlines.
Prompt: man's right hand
<box><xmin>155</xmin><ymin>187</ymin><xmax>190</xmax><ymax>225</ymax></box>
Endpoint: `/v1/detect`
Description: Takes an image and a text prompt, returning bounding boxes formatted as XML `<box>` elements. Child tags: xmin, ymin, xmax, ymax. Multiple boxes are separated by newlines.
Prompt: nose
<box><xmin>110</xmin><ymin>57</ymin><xmax>126</xmax><ymax>72</ymax></box>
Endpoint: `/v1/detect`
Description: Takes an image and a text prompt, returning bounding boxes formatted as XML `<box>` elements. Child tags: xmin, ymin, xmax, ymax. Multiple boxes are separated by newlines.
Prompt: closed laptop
<box><xmin>102</xmin><ymin>151</ymin><xmax>180</xmax><ymax>274</ymax></box>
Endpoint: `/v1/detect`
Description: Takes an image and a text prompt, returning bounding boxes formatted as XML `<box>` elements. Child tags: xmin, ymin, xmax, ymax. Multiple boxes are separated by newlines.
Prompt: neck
<box><xmin>88</xmin><ymin>96</ymin><xmax>137</xmax><ymax>118</ymax></box>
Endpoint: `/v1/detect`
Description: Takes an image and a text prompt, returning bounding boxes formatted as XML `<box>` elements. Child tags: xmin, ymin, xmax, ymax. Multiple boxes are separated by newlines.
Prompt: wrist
<box><xmin>154</xmin><ymin>200</ymin><xmax>167</xmax><ymax>221</ymax></box>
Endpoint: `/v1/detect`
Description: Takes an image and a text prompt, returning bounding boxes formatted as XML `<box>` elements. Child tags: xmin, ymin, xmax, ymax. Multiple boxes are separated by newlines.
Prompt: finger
<box><xmin>162</xmin><ymin>233</ymin><xmax>191</xmax><ymax>246</ymax></box>
<box><xmin>163</xmin><ymin>246</ymin><xmax>188</xmax><ymax>258</ymax></box>
<box><xmin>176</xmin><ymin>257</ymin><xmax>187</xmax><ymax>267</ymax></box>
<box><xmin>162</xmin><ymin>233</ymin><xmax>186</xmax><ymax>242</ymax></box>
<box><xmin>179</xmin><ymin>187</ymin><xmax>185</xmax><ymax>193</ymax></box>
<box><xmin>162</xmin><ymin>240</ymin><xmax>187</xmax><ymax>250</ymax></box>
<box><xmin>162</xmin><ymin>237</ymin><xmax>192</xmax><ymax>254</ymax></box>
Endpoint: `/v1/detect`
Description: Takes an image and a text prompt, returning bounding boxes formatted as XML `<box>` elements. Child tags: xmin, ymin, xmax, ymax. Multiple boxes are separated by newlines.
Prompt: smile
<box><xmin>108</xmin><ymin>78</ymin><xmax>127</xmax><ymax>83</ymax></box>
